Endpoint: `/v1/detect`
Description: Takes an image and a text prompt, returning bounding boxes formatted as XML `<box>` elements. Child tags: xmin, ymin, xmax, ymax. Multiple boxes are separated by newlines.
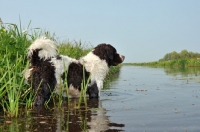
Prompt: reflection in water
<box><xmin>0</xmin><ymin>99</ymin><xmax>124</xmax><ymax>132</ymax></box>
<box><xmin>104</xmin><ymin>71</ymin><xmax>121</xmax><ymax>90</ymax></box>
<box><xmin>164</xmin><ymin>66</ymin><xmax>200</xmax><ymax>78</ymax></box>
<box><xmin>2</xmin><ymin>66</ymin><xmax>200</xmax><ymax>131</ymax></box>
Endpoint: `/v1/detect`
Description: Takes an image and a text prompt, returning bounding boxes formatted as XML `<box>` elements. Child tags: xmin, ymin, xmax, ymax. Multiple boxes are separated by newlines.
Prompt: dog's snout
<box><xmin>120</xmin><ymin>55</ymin><xmax>125</xmax><ymax>61</ymax></box>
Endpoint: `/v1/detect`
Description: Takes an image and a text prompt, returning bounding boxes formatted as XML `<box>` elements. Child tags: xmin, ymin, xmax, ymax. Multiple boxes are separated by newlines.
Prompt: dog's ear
<box><xmin>105</xmin><ymin>46</ymin><xmax>114</xmax><ymax>60</ymax></box>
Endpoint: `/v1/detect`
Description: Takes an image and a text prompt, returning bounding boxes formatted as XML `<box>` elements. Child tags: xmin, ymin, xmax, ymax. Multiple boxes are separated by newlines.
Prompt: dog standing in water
<box><xmin>26</xmin><ymin>37</ymin><xmax>125</xmax><ymax>106</ymax></box>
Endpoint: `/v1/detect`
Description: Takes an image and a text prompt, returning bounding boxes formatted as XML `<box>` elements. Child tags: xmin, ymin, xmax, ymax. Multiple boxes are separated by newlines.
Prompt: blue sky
<box><xmin>1</xmin><ymin>0</ymin><xmax>200</xmax><ymax>63</ymax></box>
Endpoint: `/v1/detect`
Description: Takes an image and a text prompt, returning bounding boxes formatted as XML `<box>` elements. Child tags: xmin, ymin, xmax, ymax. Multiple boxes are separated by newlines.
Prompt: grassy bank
<box><xmin>0</xmin><ymin>22</ymin><xmax>121</xmax><ymax>117</ymax></box>
<box><xmin>130</xmin><ymin>58</ymin><xmax>200</xmax><ymax>67</ymax></box>
<box><xmin>130</xmin><ymin>49</ymin><xmax>200</xmax><ymax>67</ymax></box>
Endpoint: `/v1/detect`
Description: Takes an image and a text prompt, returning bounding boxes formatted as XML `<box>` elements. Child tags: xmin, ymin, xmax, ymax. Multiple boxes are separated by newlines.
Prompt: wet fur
<box><xmin>26</xmin><ymin>37</ymin><xmax>125</xmax><ymax>106</ymax></box>
<box><xmin>27</xmin><ymin>49</ymin><xmax>57</xmax><ymax>106</ymax></box>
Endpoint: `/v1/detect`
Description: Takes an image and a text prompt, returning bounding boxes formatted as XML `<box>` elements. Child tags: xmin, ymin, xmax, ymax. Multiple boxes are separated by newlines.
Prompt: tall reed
<box><xmin>0</xmin><ymin>21</ymin><xmax>40</xmax><ymax>117</ymax></box>
<box><xmin>0</xmin><ymin>52</ymin><xmax>26</xmax><ymax>117</ymax></box>
<box><xmin>78</xmin><ymin>65</ymin><xmax>91</xmax><ymax>108</ymax></box>
<box><xmin>0</xmin><ymin>20</ymin><xmax>122</xmax><ymax>118</ymax></box>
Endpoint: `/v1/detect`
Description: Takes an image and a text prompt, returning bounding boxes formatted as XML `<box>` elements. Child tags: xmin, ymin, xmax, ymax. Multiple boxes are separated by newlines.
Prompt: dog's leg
<box><xmin>31</xmin><ymin>66</ymin><xmax>56</xmax><ymax>106</ymax></box>
<box><xmin>96</xmin><ymin>81</ymin><xmax>103</xmax><ymax>97</ymax></box>
<box><xmin>87</xmin><ymin>83</ymin><xmax>99</xmax><ymax>98</ymax></box>
<box><xmin>33</xmin><ymin>83</ymin><xmax>52</xmax><ymax>106</ymax></box>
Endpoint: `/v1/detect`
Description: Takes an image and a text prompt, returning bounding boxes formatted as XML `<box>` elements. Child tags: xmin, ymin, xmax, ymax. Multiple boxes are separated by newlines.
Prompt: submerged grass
<box><xmin>78</xmin><ymin>66</ymin><xmax>91</xmax><ymax>108</ymax></box>
<box><xmin>0</xmin><ymin>21</ymin><xmax>122</xmax><ymax>118</ymax></box>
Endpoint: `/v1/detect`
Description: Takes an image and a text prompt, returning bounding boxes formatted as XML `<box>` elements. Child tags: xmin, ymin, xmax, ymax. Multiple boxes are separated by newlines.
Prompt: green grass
<box><xmin>58</xmin><ymin>40</ymin><xmax>92</xmax><ymax>58</ymax></box>
<box><xmin>0</xmin><ymin>21</ymin><xmax>122</xmax><ymax>118</ymax></box>
<box><xmin>1</xmin><ymin>54</ymin><xmax>23</xmax><ymax>117</ymax></box>
<box><xmin>130</xmin><ymin>58</ymin><xmax>200</xmax><ymax>68</ymax></box>
<box><xmin>0</xmin><ymin>22</ymin><xmax>32</xmax><ymax>117</ymax></box>
<box><xmin>78</xmin><ymin>67</ymin><xmax>91</xmax><ymax>108</ymax></box>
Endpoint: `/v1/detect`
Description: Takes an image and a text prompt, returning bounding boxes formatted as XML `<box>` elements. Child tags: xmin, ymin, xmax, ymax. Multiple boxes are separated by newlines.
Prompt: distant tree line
<box><xmin>130</xmin><ymin>49</ymin><xmax>200</xmax><ymax>67</ymax></box>
<box><xmin>159</xmin><ymin>50</ymin><xmax>200</xmax><ymax>61</ymax></box>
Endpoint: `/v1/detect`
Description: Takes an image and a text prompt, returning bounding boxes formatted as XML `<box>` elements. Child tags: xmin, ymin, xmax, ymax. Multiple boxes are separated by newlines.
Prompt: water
<box><xmin>1</xmin><ymin>65</ymin><xmax>200</xmax><ymax>132</ymax></box>
<box><xmin>102</xmin><ymin>65</ymin><xmax>200</xmax><ymax>132</ymax></box>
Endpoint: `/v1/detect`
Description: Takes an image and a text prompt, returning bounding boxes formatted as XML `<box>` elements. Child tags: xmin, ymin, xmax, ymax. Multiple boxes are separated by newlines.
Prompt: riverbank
<box><xmin>126</xmin><ymin>58</ymin><xmax>200</xmax><ymax>67</ymax></box>
<box><xmin>0</xmin><ymin>22</ymin><xmax>122</xmax><ymax>117</ymax></box>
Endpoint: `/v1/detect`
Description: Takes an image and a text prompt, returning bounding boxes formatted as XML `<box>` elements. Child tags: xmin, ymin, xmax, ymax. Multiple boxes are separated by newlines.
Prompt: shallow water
<box><xmin>102</xmin><ymin>65</ymin><xmax>200</xmax><ymax>132</ymax></box>
<box><xmin>1</xmin><ymin>65</ymin><xmax>200</xmax><ymax>132</ymax></box>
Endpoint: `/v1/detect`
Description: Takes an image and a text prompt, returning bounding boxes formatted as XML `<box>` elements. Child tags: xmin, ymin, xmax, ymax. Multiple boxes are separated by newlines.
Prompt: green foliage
<box><xmin>132</xmin><ymin>49</ymin><xmax>200</xmax><ymax>67</ymax></box>
<box><xmin>0</xmin><ymin>22</ymin><xmax>32</xmax><ymax>61</ymax></box>
<box><xmin>0</xmin><ymin>52</ymin><xmax>29</xmax><ymax>117</ymax></box>
<box><xmin>132</xmin><ymin>58</ymin><xmax>200</xmax><ymax>68</ymax></box>
<box><xmin>58</xmin><ymin>40</ymin><xmax>92</xmax><ymax>58</ymax></box>
<box><xmin>0</xmin><ymin>21</ymin><xmax>122</xmax><ymax>118</ymax></box>
<box><xmin>0</xmin><ymin>22</ymin><xmax>62</xmax><ymax>117</ymax></box>
<box><xmin>161</xmin><ymin>49</ymin><xmax>200</xmax><ymax>61</ymax></box>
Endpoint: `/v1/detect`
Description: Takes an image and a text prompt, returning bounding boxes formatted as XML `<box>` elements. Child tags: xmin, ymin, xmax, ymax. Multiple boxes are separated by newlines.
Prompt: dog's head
<box><xmin>93</xmin><ymin>43</ymin><xmax>125</xmax><ymax>67</ymax></box>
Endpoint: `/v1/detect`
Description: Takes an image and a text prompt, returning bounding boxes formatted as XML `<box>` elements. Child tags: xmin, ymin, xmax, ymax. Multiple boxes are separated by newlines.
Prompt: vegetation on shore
<box><xmin>130</xmin><ymin>50</ymin><xmax>200</xmax><ymax>67</ymax></box>
<box><xmin>0</xmin><ymin>21</ymin><xmax>121</xmax><ymax>117</ymax></box>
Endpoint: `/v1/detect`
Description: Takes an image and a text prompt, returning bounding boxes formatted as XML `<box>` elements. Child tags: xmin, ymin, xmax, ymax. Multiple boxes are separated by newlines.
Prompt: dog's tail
<box><xmin>27</xmin><ymin>37</ymin><xmax>57</xmax><ymax>61</ymax></box>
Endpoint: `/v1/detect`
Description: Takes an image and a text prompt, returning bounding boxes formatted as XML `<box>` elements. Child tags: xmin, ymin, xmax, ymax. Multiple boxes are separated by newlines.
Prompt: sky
<box><xmin>1</xmin><ymin>0</ymin><xmax>200</xmax><ymax>63</ymax></box>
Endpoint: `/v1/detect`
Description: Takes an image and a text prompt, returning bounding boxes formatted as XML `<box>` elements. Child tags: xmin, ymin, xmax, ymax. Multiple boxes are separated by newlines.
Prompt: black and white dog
<box><xmin>25</xmin><ymin>37</ymin><xmax>125</xmax><ymax>106</ymax></box>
